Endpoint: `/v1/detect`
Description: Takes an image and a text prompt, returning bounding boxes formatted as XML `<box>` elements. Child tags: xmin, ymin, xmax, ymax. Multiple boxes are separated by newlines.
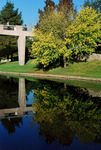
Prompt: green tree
<box><xmin>65</xmin><ymin>7</ymin><xmax>101</xmax><ymax>60</ymax></box>
<box><xmin>43</xmin><ymin>0</ymin><xmax>56</xmax><ymax>12</ymax></box>
<box><xmin>57</xmin><ymin>0</ymin><xmax>74</xmax><ymax>14</ymax></box>
<box><xmin>25</xmin><ymin>38</ymin><xmax>33</xmax><ymax>62</ymax></box>
<box><xmin>83</xmin><ymin>0</ymin><xmax>101</xmax><ymax>12</ymax></box>
<box><xmin>31</xmin><ymin>29</ymin><xmax>63</xmax><ymax>68</ymax></box>
<box><xmin>0</xmin><ymin>1</ymin><xmax>23</xmax><ymax>25</ymax></box>
<box><xmin>83</xmin><ymin>0</ymin><xmax>101</xmax><ymax>53</ymax></box>
<box><xmin>36</xmin><ymin>0</ymin><xmax>56</xmax><ymax>28</ymax></box>
<box><xmin>32</xmin><ymin>1</ymin><xmax>75</xmax><ymax>68</ymax></box>
<box><xmin>0</xmin><ymin>1</ymin><xmax>23</xmax><ymax>61</ymax></box>
<box><xmin>57</xmin><ymin>0</ymin><xmax>76</xmax><ymax>68</ymax></box>
<box><xmin>32</xmin><ymin>6</ymin><xmax>101</xmax><ymax>68</ymax></box>
<box><xmin>0</xmin><ymin>36</ymin><xmax>17</xmax><ymax>61</ymax></box>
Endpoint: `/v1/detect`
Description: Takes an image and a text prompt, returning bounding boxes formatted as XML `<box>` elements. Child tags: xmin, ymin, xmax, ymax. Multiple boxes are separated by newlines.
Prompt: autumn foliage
<box><xmin>31</xmin><ymin>1</ymin><xmax>101</xmax><ymax>69</ymax></box>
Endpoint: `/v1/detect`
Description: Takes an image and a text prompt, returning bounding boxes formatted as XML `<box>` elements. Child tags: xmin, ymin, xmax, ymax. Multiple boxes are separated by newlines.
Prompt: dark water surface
<box><xmin>0</xmin><ymin>75</ymin><xmax>101</xmax><ymax>150</ymax></box>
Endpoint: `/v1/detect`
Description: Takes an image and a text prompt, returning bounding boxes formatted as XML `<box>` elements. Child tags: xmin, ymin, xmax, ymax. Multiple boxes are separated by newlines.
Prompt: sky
<box><xmin>0</xmin><ymin>0</ymin><xmax>85</xmax><ymax>26</ymax></box>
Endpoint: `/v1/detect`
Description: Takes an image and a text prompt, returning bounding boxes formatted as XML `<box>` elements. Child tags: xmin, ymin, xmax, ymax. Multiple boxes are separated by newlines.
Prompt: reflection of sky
<box><xmin>26</xmin><ymin>90</ymin><xmax>36</xmax><ymax>105</ymax></box>
<box><xmin>0</xmin><ymin>117</ymin><xmax>101</xmax><ymax>150</ymax></box>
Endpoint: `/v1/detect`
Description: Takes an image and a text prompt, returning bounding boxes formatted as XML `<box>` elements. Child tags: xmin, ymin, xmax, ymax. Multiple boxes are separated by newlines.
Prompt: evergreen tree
<box><xmin>0</xmin><ymin>1</ymin><xmax>23</xmax><ymax>61</ymax></box>
<box><xmin>0</xmin><ymin>1</ymin><xmax>23</xmax><ymax>25</ymax></box>
<box><xmin>83</xmin><ymin>0</ymin><xmax>101</xmax><ymax>12</ymax></box>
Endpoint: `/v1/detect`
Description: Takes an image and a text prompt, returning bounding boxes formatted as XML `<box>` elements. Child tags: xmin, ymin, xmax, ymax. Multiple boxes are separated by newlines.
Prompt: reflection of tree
<box><xmin>0</xmin><ymin>76</ymin><xmax>19</xmax><ymax>108</ymax></box>
<box><xmin>32</xmin><ymin>85</ymin><xmax>101</xmax><ymax>146</ymax></box>
<box><xmin>1</xmin><ymin>118</ymin><xmax>23</xmax><ymax>135</ymax></box>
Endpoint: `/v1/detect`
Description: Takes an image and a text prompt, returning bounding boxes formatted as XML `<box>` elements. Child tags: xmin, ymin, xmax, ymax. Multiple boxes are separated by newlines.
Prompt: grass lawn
<box><xmin>0</xmin><ymin>59</ymin><xmax>101</xmax><ymax>78</ymax></box>
<box><xmin>0</xmin><ymin>60</ymin><xmax>38</xmax><ymax>73</ymax></box>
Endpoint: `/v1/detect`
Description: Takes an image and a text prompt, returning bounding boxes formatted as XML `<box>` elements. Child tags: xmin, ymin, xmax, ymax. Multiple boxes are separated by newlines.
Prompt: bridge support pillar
<box><xmin>18</xmin><ymin>36</ymin><xmax>26</xmax><ymax>66</ymax></box>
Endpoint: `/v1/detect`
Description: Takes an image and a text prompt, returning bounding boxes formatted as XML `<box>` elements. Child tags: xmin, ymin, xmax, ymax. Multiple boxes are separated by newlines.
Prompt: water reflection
<box><xmin>18</xmin><ymin>78</ymin><xmax>26</xmax><ymax>107</ymax></box>
<box><xmin>0</xmin><ymin>75</ymin><xmax>101</xmax><ymax>149</ymax></box>
<box><xmin>0</xmin><ymin>76</ymin><xmax>18</xmax><ymax>109</ymax></box>
<box><xmin>1</xmin><ymin>117</ymin><xmax>23</xmax><ymax>135</ymax></box>
<box><xmin>0</xmin><ymin>77</ymin><xmax>33</xmax><ymax>120</ymax></box>
<box><xmin>32</xmin><ymin>82</ymin><xmax>101</xmax><ymax>146</ymax></box>
<box><xmin>0</xmin><ymin>76</ymin><xmax>33</xmax><ymax>136</ymax></box>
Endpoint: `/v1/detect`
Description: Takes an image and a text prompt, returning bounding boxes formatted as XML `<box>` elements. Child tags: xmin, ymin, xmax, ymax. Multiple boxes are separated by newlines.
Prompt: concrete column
<box><xmin>18</xmin><ymin>35</ymin><xmax>26</xmax><ymax>65</ymax></box>
<box><xmin>18</xmin><ymin>78</ymin><xmax>26</xmax><ymax>107</ymax></box>
<box><xmin>0</xmin><ymin>25</ymin><xmax>3</xmax><ymax>32</ymax></box>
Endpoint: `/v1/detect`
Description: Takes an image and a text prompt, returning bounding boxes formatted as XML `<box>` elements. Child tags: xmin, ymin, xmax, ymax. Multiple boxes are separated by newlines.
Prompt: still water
<box><xmin>0</xmin><ymin>75</ymin><xmax>101</xmax><ymax>150</ymax></box>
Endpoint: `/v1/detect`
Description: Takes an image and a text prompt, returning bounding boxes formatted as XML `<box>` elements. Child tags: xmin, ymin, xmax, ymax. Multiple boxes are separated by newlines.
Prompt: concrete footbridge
<box><xmin>0</xmin><ymin>24</ymin><xmax>33</xmax><ymax>65</ymax></box>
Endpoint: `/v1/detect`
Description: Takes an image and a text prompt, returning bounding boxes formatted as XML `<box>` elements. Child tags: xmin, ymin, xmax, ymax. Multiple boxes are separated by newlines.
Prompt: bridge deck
<box><xmin>0</xmin><ymin>24</ymin><xmax>33</xmax><ymax>37</ymax></box>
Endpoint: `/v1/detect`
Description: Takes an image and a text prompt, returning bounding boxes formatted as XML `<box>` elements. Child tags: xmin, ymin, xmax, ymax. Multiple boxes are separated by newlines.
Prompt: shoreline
<box><xmin>0</xmin><ymin>71</ymin><xmax>101</xmax><ymax>83</ymax></box>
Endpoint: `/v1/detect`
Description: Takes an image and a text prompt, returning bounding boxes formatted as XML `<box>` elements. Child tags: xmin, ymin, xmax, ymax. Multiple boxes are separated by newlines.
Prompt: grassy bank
<box><xmin>0</xmin><ymin>59</ymin><xmax>101</xmax><ymax>78</ymax></box>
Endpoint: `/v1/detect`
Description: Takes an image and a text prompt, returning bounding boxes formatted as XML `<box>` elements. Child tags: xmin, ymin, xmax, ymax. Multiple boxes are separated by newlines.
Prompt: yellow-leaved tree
<box><xmin>31</xmin><ymin>6</ymin><xmax>74</xmax><ymax>68</ymax></box>
<box><xmin>31</xmin><ymin>29</ymin><xmax>63</xmax><ymax>68</ymax></box>
<box><xmin>31</xmin><ymin>6</ymin><xmax>101</xmax><ymax>69</ymax></box>
<box><xmin>65</xmin><ymin>7</ymin><xmax>101</xmax><ymax>60</ymax></box>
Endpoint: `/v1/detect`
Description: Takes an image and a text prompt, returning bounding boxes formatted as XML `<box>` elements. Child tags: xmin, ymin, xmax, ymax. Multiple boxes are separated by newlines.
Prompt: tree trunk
<box><xmin>7</xmin><ymin>54</ymin><xmax>9</xmax><ymax>63</ymax></box>
<box><xmin>64</xmin><ymin>83</ymin><xmax>67</xmax><ymax>98</ymax></box>
<box><xmin>11</xmin><ymin>53</ymin><xmax>13</xmax><ymax>61</ymax></box>
<box><xmin>64</xmin><ymin>57</ymin><xmax>67</xmax><ymax>68</ymax></box>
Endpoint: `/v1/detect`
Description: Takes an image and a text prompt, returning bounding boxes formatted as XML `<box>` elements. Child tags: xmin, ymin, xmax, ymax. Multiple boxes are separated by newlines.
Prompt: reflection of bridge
<box><xmin>0</xmin><ymin>107</ymin><xmax>33</xmax><ymax>119</ymax></box>
<box><xmin>0</xmin><ymin>78</ymin><xmax>33</xmax><ymax>120</ymax></box>
<box><xmin>0</xmin><ymin>25</ymin><xmax>33</xmax><ymax>66</ymax></box>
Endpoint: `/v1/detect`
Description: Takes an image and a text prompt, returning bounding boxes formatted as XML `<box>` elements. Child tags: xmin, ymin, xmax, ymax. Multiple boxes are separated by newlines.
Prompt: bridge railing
<box><xmin>3</xmin><ymin>25</ymin><xmax>16</xmax><ymax>30</ymax></box>
<box><xmin>3</xmin><ymin>25</ymin><xmax>30</xmax><ymax>31</ymax></box>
